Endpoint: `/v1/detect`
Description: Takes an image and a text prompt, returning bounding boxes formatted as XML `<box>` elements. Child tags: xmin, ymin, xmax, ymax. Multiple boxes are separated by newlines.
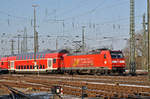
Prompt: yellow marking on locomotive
<box><xmin>72</xmin><ymin>59</ymin><xmax>79</xmax><ymax>67</ymax></box>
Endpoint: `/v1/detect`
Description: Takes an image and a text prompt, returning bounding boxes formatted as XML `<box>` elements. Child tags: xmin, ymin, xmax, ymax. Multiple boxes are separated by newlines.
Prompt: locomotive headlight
<box><xmin>120</xmin><ymin>61</ymin><xmax>125</xmax><ymax>63</ymax></box>
<box><xmin>112</xmin><ymin>61</ymin><xmax>117</xmax><ymax>63</ymax></box>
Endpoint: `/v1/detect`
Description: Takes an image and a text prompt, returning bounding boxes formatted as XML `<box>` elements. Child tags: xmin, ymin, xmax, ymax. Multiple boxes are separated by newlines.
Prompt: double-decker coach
<box><xmin>0</xmin><ymin>49</ymin><xmax>68</xmax><ymax>73</ymax></box>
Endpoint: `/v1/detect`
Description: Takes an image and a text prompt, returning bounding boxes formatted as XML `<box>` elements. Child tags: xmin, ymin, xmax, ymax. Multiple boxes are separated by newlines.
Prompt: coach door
<box><xmin>10</xmin><ymin>61</ymin><xmax>14</xmax><ymax>70</ymax></box>
<box><xmin>47</xmin><ymin>58</ymin><xmax>53</xmax><ymax>69</ymax></box>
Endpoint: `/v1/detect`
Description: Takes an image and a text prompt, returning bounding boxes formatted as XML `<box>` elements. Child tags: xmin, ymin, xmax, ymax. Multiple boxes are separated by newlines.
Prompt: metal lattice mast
<box><xmin>24</xmin><ymin>27</ymin><xmax>28</xmax><ymax>53</ymax></box>
<box><xmin>32</xmin><ymin>5</ymin><xmax>38</xmax><ymax>60</ymax></box>
<box><xmin>82</xmin><ymin>26</ymin><xmax>85</xmax><ymax>52</ymax></box>
<box><xmin>147</xmin><ymin>0</ymin><xmax>150</xmax><ymax>80</ymax></box>
<box><xmin>10</xmin><ymin>40</ymin><xmax>15</xmax><ymax>55</ymax></box>
<box><xmin>129</xmin><ymin>0</ymin><xmax>136</xmax><ymax>75</ymax></box>
<box><xmin>142</xmin><ymin>13</ymin><xmax>147</xmax><ymax>70</ymax></box>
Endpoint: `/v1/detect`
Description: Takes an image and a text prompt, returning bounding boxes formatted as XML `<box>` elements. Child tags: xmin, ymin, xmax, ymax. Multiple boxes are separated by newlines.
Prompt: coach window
<box><xmin>43</xmin><ymin>65</ymin><xmax>45</xmax><ymax>69</ymax></box>
<box><xmin>27</xmin><ymin>65</ymin><xmax>29</xmax><ymax>69</ymax></box>
<box><xmin>33</xmin><ymin>65</ymin><xmax>35</xmax><ymax>69</ymax></box>
<box><xmin>40</xmin><ymin>64</ymin><xmax>42</xmax><ymax>69</ymax></box>
<box><xmin>18</xmin><ymin>66</ymin><xmax>20</xmax><ymax>69</ymax></box>
<box><xmin>21</xmin><ymin>66</ymin><xmax>23</xmax><ymax>69</ymax></box>
<box><xmin>104</xmin><ymin>54</ymin><xmax>106</xmax><ymax>59</ymax></box>
<box><xmin>24</xmin><ymin>65</ymin><xmax>26</xmax><ymax>69</ymax></box>
<box><xmin>30</xmin><ymin>65</ymin><xmax>32</xmax><ymax>69</ymax></box>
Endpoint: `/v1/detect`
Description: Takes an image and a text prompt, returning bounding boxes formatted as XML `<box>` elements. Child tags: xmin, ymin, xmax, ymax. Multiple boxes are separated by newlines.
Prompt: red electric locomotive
<box><xmin>63</xmin><ymin>49</ymin><xmax>125</xmax><ymax>74</ymax></box>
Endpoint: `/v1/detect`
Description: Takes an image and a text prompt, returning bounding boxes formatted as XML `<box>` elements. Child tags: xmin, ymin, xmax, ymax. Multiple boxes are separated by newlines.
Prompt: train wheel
<box><xmin>104</xmin><ymin>70</ymin><xmax>108</xmax><ymax>76</ymax></box>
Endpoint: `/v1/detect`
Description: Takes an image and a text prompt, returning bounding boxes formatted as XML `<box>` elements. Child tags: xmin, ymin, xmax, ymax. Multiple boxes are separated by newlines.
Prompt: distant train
<box><xmin>0</xmin><ymin>49</ymin><xmax>126</xmax><ymax>75</ymax></box>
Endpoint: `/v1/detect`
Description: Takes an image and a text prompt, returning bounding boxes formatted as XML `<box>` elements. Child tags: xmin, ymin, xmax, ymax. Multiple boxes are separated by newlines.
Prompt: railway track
<box><xmin>0</xmin><ymin>74</ymin><xmax>150</xmax><ymax>99</ymax></box>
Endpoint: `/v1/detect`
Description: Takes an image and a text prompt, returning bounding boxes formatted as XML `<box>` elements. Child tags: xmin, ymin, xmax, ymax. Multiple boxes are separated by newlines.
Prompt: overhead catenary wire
<box><xmin>61</xmin><ymin>0</ymin><xmax>128</xmax><ymax>21</ymax></box>
<box><xmin>55</xmin><ymin>0</ymin><xmax>91</xmax><ymax>17</ymax></box>
<box><xmin>0</xmin><ymin>10</ymin><xmax>30</xmax><ymax>20</ymax></box>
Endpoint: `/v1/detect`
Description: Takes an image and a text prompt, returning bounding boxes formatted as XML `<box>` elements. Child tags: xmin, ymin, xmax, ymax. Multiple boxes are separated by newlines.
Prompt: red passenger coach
<box><xmin>0</xmin><ymin>49</ymin><xmax>68</xmax><ymax>73</ymax></box>
<box><xmin>0</xmin><ymin>57</ymin><xmax>9</xmax><ymax>70</ymax></box>
<box><xmin>63</xmin><ymin>49</ymin><xmax>125</xmax><ymax>74</ymax></box>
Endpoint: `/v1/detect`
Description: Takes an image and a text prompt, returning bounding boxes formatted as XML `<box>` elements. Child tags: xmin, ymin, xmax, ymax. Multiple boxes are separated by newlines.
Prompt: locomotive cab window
<box><xmin>1</xmin><ymin>62</ymin><xmax>4</xmax><ymax>65</ymax></box>
<box><xmin>104</xmin><ymin>54</ymin><xmax>106</xmax><ymax>59</ymax></box>
<box><xmin>110</xmin><ymin>51</ymin><xmax>123</xmax><ymax>59</ymax></box>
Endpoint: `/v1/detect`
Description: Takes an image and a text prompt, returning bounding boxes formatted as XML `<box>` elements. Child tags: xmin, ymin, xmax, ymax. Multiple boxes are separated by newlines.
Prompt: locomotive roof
<box><xmin>68</xmin><ymin>48</ymin><xmax>110</xmax><ymax>56</ymax></box>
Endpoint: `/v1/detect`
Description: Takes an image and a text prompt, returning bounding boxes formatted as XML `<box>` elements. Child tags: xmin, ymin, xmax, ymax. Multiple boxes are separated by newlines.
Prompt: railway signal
<box><xmin>82</xmin><ymin>86</ymin><xmax>87</xmax><ymax>99</ymax></box>
<box><xmin>51</xmin><ymin>86</ymin><xmax>63</xmax><ymax>99</ymax></box>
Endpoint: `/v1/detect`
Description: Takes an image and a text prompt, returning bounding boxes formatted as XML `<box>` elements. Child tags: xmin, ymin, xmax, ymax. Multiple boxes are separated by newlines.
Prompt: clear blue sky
<box><xmin>0</xmin><ymin>0</ymin><xmax>147</xmax><ymax>55</ymax></box>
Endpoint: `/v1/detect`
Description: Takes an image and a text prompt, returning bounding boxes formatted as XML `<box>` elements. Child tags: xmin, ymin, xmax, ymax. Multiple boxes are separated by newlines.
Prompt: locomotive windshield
<box><xmin>110</xmin><ymin>51</ymin><xmax>123</xmax><ymax>59</ymax></box>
